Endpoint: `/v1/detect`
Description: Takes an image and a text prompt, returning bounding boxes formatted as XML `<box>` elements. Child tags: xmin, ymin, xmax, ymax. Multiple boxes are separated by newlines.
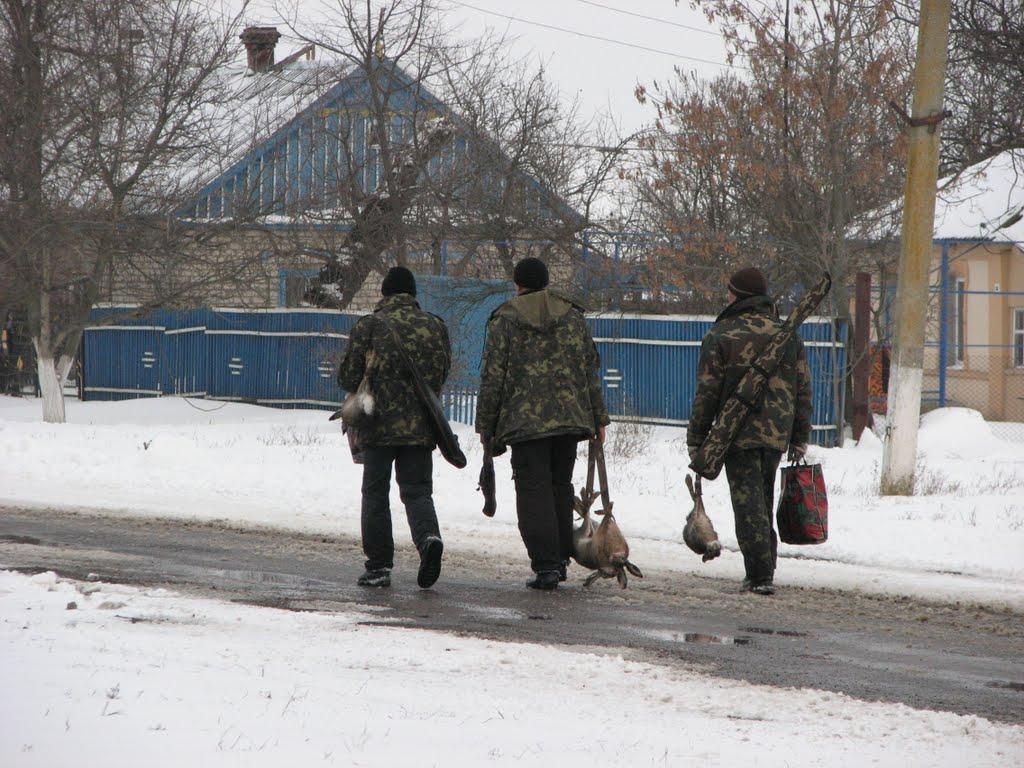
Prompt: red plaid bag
<box><xmin>776</xmin><ymin>460</ymin><xmax>828</xmax><ymax>545</ymax></box>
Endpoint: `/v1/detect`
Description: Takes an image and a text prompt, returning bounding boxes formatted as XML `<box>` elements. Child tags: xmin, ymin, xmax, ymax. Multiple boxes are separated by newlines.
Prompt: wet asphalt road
<box><xmin>1</xmin><ymin>506</ymin><xmax>1022</xmax><ymax>724</ymax></box>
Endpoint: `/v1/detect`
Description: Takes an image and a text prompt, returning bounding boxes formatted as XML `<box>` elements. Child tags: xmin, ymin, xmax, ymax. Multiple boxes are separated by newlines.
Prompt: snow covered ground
<box><xmin>1</xmin><ymin>569</ymin><xmax>1021</xmax><ymax>767</ymax></box>
<box><xmin>1</xmin><ymin>396</ymin><xmax>1023</xmax><ymax>609</ymax></box>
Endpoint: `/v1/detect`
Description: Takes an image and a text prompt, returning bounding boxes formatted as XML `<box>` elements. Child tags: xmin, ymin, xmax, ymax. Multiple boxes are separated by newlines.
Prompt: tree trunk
<box><xmin>35</xmin><ymin>250</ymin><xmax>67</xmax><ymax>423</ymax></box>
<box><xmin>36</xmin><ymin>353</ymin><xmax>66</xmax><ymax>424</ymax></box>
<box><xmin>57</xmin><ymin>353</ymin><xmax>75</xmax><ymax>384</ymax></box>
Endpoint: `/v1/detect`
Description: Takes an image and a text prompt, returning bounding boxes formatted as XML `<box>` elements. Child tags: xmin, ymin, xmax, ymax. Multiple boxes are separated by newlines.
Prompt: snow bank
<box><xmin>1</xmin><ymin>397</ymin><xmax>1023</xmax><ymax>609</ymax></box>
<box><xmin>2</xmin><ymin>570</ymin><xmax>1021</xmax><ymax>767</ymax></box>
<box><xmin>918</xmin><ymin>407</ymin><xmax>1012</xmax><ymax>461</ymax></box>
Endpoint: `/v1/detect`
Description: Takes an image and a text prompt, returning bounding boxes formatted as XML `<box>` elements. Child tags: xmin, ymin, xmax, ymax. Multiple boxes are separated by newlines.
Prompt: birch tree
<box><xmin>0</xmin><ymin>0</ymin><xmax>247</xmax><ymax>422</ymax></box>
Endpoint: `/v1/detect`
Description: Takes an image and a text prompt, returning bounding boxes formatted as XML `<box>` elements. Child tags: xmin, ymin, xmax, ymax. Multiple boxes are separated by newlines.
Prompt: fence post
<box><xmin>833</xmin><ymin>318</ymin><xmax>846</xmax><ymax>447</ymax></box>
<box><xmin>852</xmin><ymin>272</ymin><xmax>872</xmax><ymax>440</ymax></box>
<box><xmin>938</xmin><ymin>241</ymin><xmax>949</xmax><ymax>407</ymax></box>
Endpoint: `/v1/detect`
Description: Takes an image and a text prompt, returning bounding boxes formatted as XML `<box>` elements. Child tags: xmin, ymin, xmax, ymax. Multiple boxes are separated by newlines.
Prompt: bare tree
<box><xmin>0</xmin><ymin>0</ymin><xmax>249</xmax><ymax>422</ymax></box>
<box><xmin>633</xmin><ymin>0</ymin><xmax>913</xmax><ymax>316</ymax></box>
<box><xmin>270</xmin><ymin>0</ymin><xmax>626</xmax><ymax>309</ymax></box>
<box><xmin>893</xmin><ymin>0</ymin><xmax>1024</xmax><ymax>175</ymax></box>
<box><xmin>422</xmin><ymin>48</ymin><xmax>627</xmax><ymax>282</ymax></box>
<box><xmin>944</xmin><ymin>0</ymin><xmax>1024</xmax><ymax>172</ymax></box>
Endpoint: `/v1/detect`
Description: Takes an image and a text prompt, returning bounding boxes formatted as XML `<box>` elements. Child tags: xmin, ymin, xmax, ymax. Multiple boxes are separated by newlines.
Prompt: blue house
<box><xmin>156</xmin><ymin>26</ymin><xmax>581</xmax><ymax>312</ymax></box>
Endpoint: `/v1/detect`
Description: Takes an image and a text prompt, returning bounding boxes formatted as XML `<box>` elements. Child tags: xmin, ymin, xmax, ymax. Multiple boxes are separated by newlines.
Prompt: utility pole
<box><xmin>880</xmin><ymin>0</ymin><xmax>952</xmax><ymax>495</ymax></box>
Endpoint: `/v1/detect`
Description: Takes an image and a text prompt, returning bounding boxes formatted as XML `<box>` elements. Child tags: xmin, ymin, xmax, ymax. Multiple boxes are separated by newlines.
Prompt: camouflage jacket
<box><xmin>337</xmin><ymin>293</ymin><xmax>451</xmax><ymax>448</ymax></box>
<box><xmin>687</xmin><ymin>295</ymin><xmax>812</xmax><ymax>454</ymax></box>
<box><xmin>475</xmin><ymin>289</ymin><xmax>610</xmax><ymax>446</ymax></box>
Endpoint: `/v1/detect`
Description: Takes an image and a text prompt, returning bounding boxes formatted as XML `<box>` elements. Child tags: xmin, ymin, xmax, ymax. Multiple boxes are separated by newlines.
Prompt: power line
<box><xmin>444</xmin><ymin>0</ymin><xmax>747</xmax><ymax>70</ymax></box>
<box><xmin>573</xmin><ymin>0</ymin><xmax>736</xmax><ymax>40</ymax></box>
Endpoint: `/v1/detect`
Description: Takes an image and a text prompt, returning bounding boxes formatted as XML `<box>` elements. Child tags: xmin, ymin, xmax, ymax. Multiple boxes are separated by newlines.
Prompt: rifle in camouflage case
<box><xmin>689</xmin><ymin>273</ymin><xmax>832</xmax><ymax>480</ymax></box>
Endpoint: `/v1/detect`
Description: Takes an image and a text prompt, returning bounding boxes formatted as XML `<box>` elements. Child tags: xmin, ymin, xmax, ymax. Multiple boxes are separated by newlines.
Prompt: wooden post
<box><xmin>880</xmin><ymin>0</ymin><xmax>952</xmax><ymax>495</ymax></box>
<box><xmin>852</xmin><ymin>272</ymin><xmax>872</xmax><ymax>441</ymax></box>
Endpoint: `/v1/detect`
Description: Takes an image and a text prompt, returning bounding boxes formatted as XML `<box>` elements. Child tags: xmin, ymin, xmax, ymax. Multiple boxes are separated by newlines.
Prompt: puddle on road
<box><xmin>177</xmin><ymin>565</ymin><xmax>329</xmax><ymax>590</ymax></box>
<box><xmin>454</xmin><ymin>604</ymin><xmax>526</xmax><ymax>622</ymax></box>
<box><xmin>637</xmin><ymin>628</ymin><xmax>751</xmax><ymax>646</ymax></box>
<box><xmin>987</xmin><ymin>681</ymin><xmax>1024</xmax><ymax>693</ymax></box>
<box><xmin>741</xmin><ymin>626</ymin><xmax>810</xmax><ymax>638</ymax></box>
<box><xmin>0</xmin><ymin>535</ymin><xmax>42</xmax><ymax>546</ymax></box>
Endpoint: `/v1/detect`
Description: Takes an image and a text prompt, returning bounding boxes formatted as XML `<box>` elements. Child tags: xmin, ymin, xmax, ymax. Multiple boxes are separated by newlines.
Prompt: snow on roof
<box><xmin>184</xmin><ymin>49</ymin><xmax>355</xmax><ymax>191</ymax></box>
<box><xmin>933</xmin><ymin>149</ymin><xmax>1024</xmax><ymax>242</ymax></box>
<box><xmin>870</xmin><ymin>149</ymin><xmax>1024</xmax><ymax>244</ymax></box>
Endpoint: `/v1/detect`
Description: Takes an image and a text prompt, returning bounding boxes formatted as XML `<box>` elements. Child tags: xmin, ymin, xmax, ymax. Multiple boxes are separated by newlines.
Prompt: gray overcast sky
<box><xmin>228</xmin><ymin>0</ymin><xmax>735</xmax><ymax>135</ymax></box>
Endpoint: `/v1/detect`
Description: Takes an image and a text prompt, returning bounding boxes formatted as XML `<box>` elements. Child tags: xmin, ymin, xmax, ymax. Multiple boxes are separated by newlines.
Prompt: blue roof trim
<box><xmin>177</xmin><ymin>60</ymin><xmax>580</xmax><ymax>227</ymax></box>
<box><xmin>178</xmin><ymin>72</ymin><xmax>363</xmax><ymax>217</ymax></box>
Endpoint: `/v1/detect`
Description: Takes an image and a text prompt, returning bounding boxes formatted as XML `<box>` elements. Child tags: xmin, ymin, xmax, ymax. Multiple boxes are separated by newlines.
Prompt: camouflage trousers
<box><xmin>724</xmin><ymin>448</ymin><xmax>782</xmax><ymax>584</ymax></box>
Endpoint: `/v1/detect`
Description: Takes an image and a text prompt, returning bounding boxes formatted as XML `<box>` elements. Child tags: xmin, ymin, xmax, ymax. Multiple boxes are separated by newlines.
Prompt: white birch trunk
<box><xmin>37</xmin><ymin>354</ymin><xmax>66</xmax><ymax>424</ymax></box>
<box><xmin>879</xmin><ymin>362</ymin><xmax>922</xmax><ymax>494</ymax></box>
<box><xmin>57</xmin><ymin>354</ymin><xmax>75</xmax><ymax>384</ymax></box>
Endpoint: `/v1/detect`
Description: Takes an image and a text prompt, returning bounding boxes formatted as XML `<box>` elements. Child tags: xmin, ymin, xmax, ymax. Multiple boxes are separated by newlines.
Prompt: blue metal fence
<box><xmin>85</xmin><ymin>297</ymin><xmax>846</xmax><ymax>445</ymax></box>
<box><xmin>588</xmin><ymin>313</ymin><xmax>846</xmax><ymax>446</ymax></box>
<box><xmin>85</xmin><ymin>307</ymin><xmax>359</xmax><ymax>408</ymax></box>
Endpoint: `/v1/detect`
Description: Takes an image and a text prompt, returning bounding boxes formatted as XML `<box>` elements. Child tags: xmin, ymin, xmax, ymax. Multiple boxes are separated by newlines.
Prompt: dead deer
<box><xmin>572</xmin><ymin>486</ymin><xmax>643</xmax><ymax>588</ymax></box>
<box><xmin>683</xmin><ymin>475</ymin><xmax>722</xmax><ymax>562</ymax></box>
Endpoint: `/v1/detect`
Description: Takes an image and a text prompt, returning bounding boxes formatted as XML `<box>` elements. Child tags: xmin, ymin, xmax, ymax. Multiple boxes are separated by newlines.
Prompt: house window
<box><xmin>279</xmin><ymin>269</ymin><xmax>318</xmax><ymax>307</ymax></box>
<box><xmin>1014</xmin><ymin>308</ymin><xmax>1024</xmax><ymax>368</ymax></box>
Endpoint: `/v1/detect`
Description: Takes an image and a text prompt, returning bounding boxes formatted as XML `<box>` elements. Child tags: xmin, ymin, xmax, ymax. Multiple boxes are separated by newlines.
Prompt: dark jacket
<box><xmin>475</xmin><ymin>289</ymin><xmax>610</xmax><ymax>447</ymax></box>
<box><xmin>337</xmin><ymin>293</ymin><xmax>451</xmax><ymax>448</ymax></box>
<box><xmin>687</xmin><ymin>295</ymin><xmax>812</xmax><ymax>453</ymax></box>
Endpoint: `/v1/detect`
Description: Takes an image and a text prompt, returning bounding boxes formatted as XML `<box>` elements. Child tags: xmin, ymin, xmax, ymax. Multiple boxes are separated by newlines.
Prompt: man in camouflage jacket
<box><xmin>686</xmin><ymin>267</ymin><xmax>812</xmax><ymax>595</ymax></box>
<box><xmin>476</xmin><ymin>257</ymin><xmax>610</xmax><ymax>590</ymax></box>
<box><xmin>338</xmin><ymin>267</ymin><xmax>451</xmax><ymax>589</ymax></box>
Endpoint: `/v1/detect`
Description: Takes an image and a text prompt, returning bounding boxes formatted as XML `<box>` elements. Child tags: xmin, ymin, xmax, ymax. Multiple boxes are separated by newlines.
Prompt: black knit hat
<box><xmin>381</xmin><ymin>266</ymin><xmax>416</xmax><ymax>297</ymax></box>
<box><xmin>728</xmin><ymin>267</ymin><xmax>768</xmax><ymax>298</ymax></box>
<box><xmin>513</xmin><ymin>257</ymin><xmax>549</xmax><ymax>290</ymax></box>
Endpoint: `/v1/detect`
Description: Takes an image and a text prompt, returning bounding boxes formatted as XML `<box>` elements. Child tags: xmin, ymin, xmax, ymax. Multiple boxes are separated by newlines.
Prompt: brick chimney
<box><xmin>240</xmin><ymin>26</ymin><xmax>281</xmax><ymax>73</ymax></box>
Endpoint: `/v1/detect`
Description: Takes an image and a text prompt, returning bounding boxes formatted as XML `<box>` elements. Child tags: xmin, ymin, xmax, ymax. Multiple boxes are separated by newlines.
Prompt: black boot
<box><xmin>526</xmin><ymin>570</ymin><xmax>560</xmax><ymax>591</ymax></box>
<box><xmin>357</xmin><ymin>568</ymin><xmax>391</xmax><ymax>587</ymax></box>
<box><xmin>558</xmin><ymin>560</ymin><xmax>569</xmax><ymax>582</ymax></box>
<box><xmin>417</xmin><ymin>536</ymin><xmax>444</xmax><ymax>589</ymax></box>
<box><xmin>750</xmin><ymin>580</ymin><xmax>775</xmax><ymax>596</ymax></box>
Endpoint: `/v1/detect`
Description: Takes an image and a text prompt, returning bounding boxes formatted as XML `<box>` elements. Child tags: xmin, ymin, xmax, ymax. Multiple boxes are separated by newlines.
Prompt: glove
<box><xmin>480</xmin><ymin>432</ymin><xmax>507</xmax><ymax>457</ymax></box>
<box><xmin>788</xmin><ymin>443</ymin><xmax>807</xmax><ymax>462</ymax></box>
<box><xmin>687</xmin><ymin>445</ymin><xmax>699</xmax><ymax>462</ymax></box>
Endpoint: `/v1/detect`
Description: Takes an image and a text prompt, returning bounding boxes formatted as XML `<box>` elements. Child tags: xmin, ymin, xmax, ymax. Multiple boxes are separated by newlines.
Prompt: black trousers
<box><xmin>510</xmin><ymin>435</ymin><xmax>579</xmax><ymax>573</ymax></box>
<box><xmin>724</xmin><ymin>448</ymin><xmax>782</xmax><ymax>584</ymax></box>
<box><xmin>361</xmin><ymin>445</ymin><xmax>440</xmax><ymax>571</ymax></box>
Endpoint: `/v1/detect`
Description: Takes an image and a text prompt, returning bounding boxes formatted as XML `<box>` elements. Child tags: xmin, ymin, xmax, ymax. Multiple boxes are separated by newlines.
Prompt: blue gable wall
<box><xmin>180</xmin><ymin>63</ymin><xmax>569</xmax><ymax>227</ymax></box>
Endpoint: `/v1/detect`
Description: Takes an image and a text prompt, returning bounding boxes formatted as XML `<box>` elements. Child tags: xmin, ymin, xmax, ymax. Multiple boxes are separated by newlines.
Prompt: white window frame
<box><xmin>1013</xmin><ymin>308</ymin><xmax>1024</xmax><ymax>369</ymax></box>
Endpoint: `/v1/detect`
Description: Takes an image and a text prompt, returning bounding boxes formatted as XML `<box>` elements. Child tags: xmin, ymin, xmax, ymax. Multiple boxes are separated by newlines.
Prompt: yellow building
<box><xmin>902</xmin><ymin>150</ymin><xmax>1024</xmax><ymax>423</ymax></box>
